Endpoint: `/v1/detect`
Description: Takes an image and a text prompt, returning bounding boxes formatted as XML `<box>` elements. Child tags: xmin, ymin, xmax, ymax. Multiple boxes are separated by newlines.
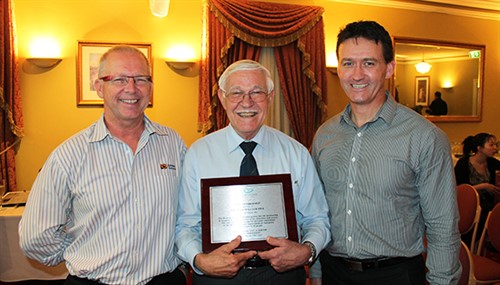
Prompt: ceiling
<box><xmin>394</xmin><ymin>42</ymin><xmax>478</xmax><ymax>64</ymax></box>
<box><xmin>329</xmin><ymin>0</ymin><xmax>500</xmax><ymax>21</ymax></box>
<box><xmin>328</xmin><ymin>0</ymin><xmax>497</xmax><ymax>60</ymax></box>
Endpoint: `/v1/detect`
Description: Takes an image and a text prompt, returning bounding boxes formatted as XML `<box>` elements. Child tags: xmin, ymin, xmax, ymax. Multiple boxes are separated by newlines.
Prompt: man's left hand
<box><xmin>257</xmin><ymin>237</ymin><xmax>311</xmax><ymax>272</ymax></box>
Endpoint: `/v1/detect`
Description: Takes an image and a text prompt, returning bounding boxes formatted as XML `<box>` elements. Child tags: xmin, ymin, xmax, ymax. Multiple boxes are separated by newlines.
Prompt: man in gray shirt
<box><xmin>311</xmin><ymin>20</ymin><xmax>461</xmax><ymax>285</ymax></box>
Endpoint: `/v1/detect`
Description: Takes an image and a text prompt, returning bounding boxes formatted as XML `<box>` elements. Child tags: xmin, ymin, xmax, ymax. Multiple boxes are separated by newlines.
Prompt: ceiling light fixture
<box><xmin>150</xmin><ymin>0</ymin><xmax>170</xmax><ymax>17</ymax></box>
<box><xmin>415</xmin><ymin>53</ymin><xmax>432</xmax><ymax>74</ymax></box>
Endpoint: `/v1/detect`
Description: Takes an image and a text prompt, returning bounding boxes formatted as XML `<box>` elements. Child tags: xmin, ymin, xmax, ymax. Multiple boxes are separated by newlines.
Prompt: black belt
<box><xmin>243</xmin><ymin>255</ymin><xmax>270</xmax><ymax>269</ymax></box>
<box><xmin>66</xmin><ymin>267</ymin><xmax>184</xmax><ymax>284</ymax></box>
<box><xmin>334</xmin><ymin>255</ymin><xmax>419</xmax><ymax>272</ymax></box>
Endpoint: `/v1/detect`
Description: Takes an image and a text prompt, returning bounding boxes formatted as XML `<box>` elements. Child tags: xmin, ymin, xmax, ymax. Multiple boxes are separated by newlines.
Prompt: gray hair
<box><xmin>218</xmin><ymin>60</ymin><xmax>274</xmax><ymax>93</ymax></box>
<box><xmin>98</xmin><ymin>45</ymin><xmax>151</xmax><ymax>77</ymax></box>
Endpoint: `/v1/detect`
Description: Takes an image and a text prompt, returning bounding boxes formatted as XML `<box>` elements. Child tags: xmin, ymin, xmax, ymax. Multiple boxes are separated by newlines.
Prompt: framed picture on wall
<box><xmin>77</xmin><ymin>41</ymin><xmax>153</xmax><ymax>106</ymax></box>
<box><xmin>414</xmin><ymin>76</ymin><xmax>430</xmax><ymax>106</ymax></box>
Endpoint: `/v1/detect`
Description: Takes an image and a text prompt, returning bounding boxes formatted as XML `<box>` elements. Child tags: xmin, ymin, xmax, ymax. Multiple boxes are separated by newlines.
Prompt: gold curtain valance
<box><xmin>199</xmin><ymin>0</ymin><xmax>327</xmax><ymax>148</ymax></box>
<box><xmin>209</xmin><ymin>0</ymin><xmax>324</xmax><ymax>47</ymax></box>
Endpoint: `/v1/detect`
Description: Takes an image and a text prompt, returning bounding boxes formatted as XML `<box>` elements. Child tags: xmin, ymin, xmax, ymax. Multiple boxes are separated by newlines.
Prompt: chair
<box><xmin>424</xmin><ymin>239</ymin><xmax>475</xmax><ymax>285</ymax></box>
<box><xmin>458</xmin><ymin>240</ymin><xmax>475</xmax><ymax>285</ymax></box>
<box><xmin>457</xmin><ymin>184</ymin><xmax>482</xmax><ymax>253</ymax></box>
<box><xmin>472</xmin><ymin>204</ymin><xmax>500</xmax><ymax>284</ymax></box>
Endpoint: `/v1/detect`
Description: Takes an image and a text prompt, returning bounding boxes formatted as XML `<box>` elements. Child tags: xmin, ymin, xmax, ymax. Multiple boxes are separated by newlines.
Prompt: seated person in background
<box><xmin>455</xmin><ymin>132</ymin><xmax>500</xmax><ymax>245</ymax></box>
<box><xmin>426</xmin><ymin>91</ymin><xmax>448</xmax><ymax>115</ymax></box>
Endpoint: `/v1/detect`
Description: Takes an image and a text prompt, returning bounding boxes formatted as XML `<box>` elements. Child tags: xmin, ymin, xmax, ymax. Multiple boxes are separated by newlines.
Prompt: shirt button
<box><xmin>347</xmin><ymin>209</ymin><xmax>352</xmax><ymax>215</ymax></box>
<box><xmin>349</xmin><ymin>183</ymin><xmax>353</xmax><ymax>188</ymax></box>
<box><xmin>347</xmin><ymin>236</ymin><xmax>352</xmax><ymax>242</ymax></box>
<box><xmin>357</xmin><ymin>132</ymin><xmax>362</xmax><ymax>137</ymax></box>
<box><xmin>351</xmin><ymin>157</ymin><xmax>356</xmax><ymax>162</ymax></box>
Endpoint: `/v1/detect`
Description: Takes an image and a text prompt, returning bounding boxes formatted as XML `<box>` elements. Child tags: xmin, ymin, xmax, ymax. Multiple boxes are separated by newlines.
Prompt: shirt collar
<box><xmin>226</xmin><ymin>124</ymin><xmax>266</xmax><ymax>153</ymax></box>
<box><xmin>89</xmin><ymin>114</ymin><xmax>163</xmax><ymax>142</ymax></box>
<box><xmin>340</xmin><ymin>91</ymin><xmax>397</xmax><ymax>127</ymax></box>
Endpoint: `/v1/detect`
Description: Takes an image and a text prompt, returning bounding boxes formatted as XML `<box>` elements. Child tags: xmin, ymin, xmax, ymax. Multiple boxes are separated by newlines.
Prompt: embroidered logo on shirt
<box><xmin>160</xmin><ymin>164</ymin><xmax>176</xmax><ymax>170</ymax></box>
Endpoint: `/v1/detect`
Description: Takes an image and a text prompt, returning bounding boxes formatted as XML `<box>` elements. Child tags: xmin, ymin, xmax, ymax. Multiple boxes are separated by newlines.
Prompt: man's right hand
<box><xmin>194</xmin><ymin>235</ymin><xmax>257</xmax><ymax>278</ymax></box>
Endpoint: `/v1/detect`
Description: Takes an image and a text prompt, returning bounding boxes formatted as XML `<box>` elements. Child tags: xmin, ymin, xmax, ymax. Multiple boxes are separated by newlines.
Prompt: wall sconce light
<box><xmin>27</xmin><ymin>37</ymin><xmax>62</xmax><ymax>68</ymax></box>
<box><xmin>165</xmin><ymin>59</ymin><xmax>199</xmax><ymax>77</ymax></box>
<box><xmin>26</xmin><ymin>58</ymin><xmax>62</xmax><ymax>68</ymax></box>
<box><xmin>442</xmin><ymin>80</ymin><xmax>454</xmax><ymax>91</ymax></box>
<box><xmin>326</xmin><ymin>66</ymin><xmax>337</xmax><ymax>75</ymax></box>
<box><xmin>442</xmin><ymin>82</ymin><xmax>454</xmax><ymax>88</ymax></box>
<box><xmin>164</xmin><ymin>45</ymin><xmax>198</xmax><ymax>74</ymax></box>
<box><xmin>165</xmin><ymin>60</ymin><xmax>196</xmax><ymax>71</ymax></box>
<box><xmin>326</xmin><ymin>52</ymin><xmax>338</xmax><ymax>75</ymax></box>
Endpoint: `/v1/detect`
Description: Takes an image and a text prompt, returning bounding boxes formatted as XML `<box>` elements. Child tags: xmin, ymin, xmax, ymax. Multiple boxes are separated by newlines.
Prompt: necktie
<box><xmin>239</xmin><ymin>141</ymin><xmax>259</xmax><ymax>176</ymax></box>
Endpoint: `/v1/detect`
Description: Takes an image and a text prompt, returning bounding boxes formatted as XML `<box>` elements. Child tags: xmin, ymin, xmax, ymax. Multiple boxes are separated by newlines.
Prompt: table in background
<box><xmin>0</xmin><ymin>206</ymin><xmax>67</xmax><ymax>282</ymax></box>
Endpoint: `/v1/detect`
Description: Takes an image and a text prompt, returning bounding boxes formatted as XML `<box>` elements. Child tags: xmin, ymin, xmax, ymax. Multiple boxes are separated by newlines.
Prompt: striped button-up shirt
<box><xmin>312</xmin><ymin>93</ymin><xmax>461</xmax><ymax>284</ymax></box>
<box><xmin>19</xmin><ymin>115</ymin><xmax>186</xmax><ymax>285</ymax></box>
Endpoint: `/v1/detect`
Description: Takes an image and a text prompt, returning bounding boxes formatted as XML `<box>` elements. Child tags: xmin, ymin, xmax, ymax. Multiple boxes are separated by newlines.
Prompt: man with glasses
<box><xmin>19</xmin><ymin>46</ymin><xmax>187</xmax><ymax>285</ymax></box>
<box><xmin>175</xmin><ymin>59</ymin><xmax>330</xmax><ymax>285</ymax></box>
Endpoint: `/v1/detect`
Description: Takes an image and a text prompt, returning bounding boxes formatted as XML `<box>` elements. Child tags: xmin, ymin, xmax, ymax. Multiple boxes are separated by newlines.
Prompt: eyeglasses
<box><xmin>99</xmin><ymin>75</ymin><xmax>152</xmax><ymax>87</ymax></box>
<box><xmin>223</xmin><ymin>90</ymin><xmax>268</xmax><ymax>103</ymax></box>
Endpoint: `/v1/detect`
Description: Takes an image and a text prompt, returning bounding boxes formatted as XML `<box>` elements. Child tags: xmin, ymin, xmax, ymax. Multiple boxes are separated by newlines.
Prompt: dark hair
<box><xmin>462</xmin><ymin>133</ymin><xmax>496</xmax><ymax>155</ymax></box>
<box><xmin>435</xmin><ymin>91</ymin><xmax>442</xmax><ymax>98</ymax></box>
<box><xmin>336</xmin><ymin>20</ymin><xmax>394</xmax><ymax>64</ymax></box>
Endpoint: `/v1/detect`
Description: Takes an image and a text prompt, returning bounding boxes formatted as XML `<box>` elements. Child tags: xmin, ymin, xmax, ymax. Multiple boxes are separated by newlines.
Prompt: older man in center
<box><xmin>175</xmin><ymin>59</ymin><xmax>330</xmax><ymax>285</ymax></box>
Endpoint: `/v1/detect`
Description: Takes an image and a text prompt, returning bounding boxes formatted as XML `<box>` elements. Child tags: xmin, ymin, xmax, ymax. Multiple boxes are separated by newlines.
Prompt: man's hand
<box><xmin>257</xmin><ymin>237</ymin><xmax>311</xmax><ymax>272</ymax></box>
<box><xmin>194</xmin><ymin>236</ymin><xmax>256</xmax><ymax>278</ymax></box>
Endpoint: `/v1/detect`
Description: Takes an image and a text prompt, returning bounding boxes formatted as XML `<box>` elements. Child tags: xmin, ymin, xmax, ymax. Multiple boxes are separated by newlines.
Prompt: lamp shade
<box><xmin>415</xmin><ymin>61</ymin><xmax>432</xmax><ymax>74</ymax></box>
<box><xmin>150</xmin><ymin>0</ymin><xmax>170</xmax><ymax>17</ymax></box>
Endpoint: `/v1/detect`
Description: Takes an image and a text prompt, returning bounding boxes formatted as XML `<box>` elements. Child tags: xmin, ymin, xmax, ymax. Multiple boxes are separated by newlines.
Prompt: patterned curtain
<box><xmin>0</xmin><ymin>0</ymin><xmax>24</xmax><ymax>193</ymax></box>
<box><xmin>198</xmin><ymin>0</ymin><xmax>327</xmax><ymax>148</ymax></box>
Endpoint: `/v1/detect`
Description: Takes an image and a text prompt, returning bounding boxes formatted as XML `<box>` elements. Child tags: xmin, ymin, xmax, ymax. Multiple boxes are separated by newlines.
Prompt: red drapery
<box><xmin>198</xmin><ymin>0</ymin><xmax>327</xmax><ymax>148</ymax></box>
<box><xmin>0</xmin><ymin>0</ymin><xmax>24</xmax><ymax>193</ymax></box>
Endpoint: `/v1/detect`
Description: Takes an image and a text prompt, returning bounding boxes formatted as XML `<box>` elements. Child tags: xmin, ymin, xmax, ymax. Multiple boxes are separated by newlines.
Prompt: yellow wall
<box><xmin>13</xmin><ymin>0</ymin><xmax>500</xmax><ymax>191</ymax></box>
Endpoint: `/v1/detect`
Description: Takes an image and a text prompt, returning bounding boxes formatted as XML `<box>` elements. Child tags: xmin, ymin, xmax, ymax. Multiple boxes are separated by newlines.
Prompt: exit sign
<box><xmin>469</xmin><ymin>50</ymin><xmax>481</xmax><ymax>58</ymax></box>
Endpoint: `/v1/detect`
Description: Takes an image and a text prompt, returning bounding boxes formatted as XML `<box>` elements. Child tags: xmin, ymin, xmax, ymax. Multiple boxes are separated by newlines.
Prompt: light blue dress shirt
<box><xmin>312</xmin><ymin>93</ymin><xmax>461</xmax><ymax>284</ymax></box>
<box><xmin>19</xmin><ymin>115</ymin><xmax>186</xmax><ymax>285</ymax></box>
<box><xmin>175</xmin><ymin>124</ymin><xmax>330</xmax><ymax>272</ymax></box>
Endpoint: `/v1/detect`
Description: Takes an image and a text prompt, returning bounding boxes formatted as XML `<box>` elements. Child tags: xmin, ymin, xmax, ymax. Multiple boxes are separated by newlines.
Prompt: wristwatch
<box><xmin>303</xmin><ymin>241</ymin><xmax>316</xmax><ymax>265</ymax></box>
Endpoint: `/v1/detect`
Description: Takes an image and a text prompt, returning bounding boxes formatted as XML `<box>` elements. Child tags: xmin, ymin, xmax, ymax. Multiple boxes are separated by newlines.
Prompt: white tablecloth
<box><xmin>0</xmin><ymin>206</ymin><xmax>68</xmax><ymax>282</ymax></box>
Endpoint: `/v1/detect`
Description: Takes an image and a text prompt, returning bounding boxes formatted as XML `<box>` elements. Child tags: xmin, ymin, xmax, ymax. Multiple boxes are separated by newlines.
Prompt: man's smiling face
<box><xmin>94</xmin><ymin>50</ymin><xmax>152</xmax><ymax>125</ymax></box>
<box><xmin>337</xmin><ymin>37</ymin><xmax>394</xmax><ymax>107</ymax></box>
<box><xmin>218</xmin><ymin>69</ymin><xmax>274</xmax><ymax>140</ymax></box>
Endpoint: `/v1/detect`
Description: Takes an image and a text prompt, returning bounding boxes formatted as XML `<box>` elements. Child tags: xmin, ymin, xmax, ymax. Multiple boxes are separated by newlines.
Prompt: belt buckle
<box><xmin>243</xmin><ymin>256</ymin><xmax>266</xmax><ymax>270</ymax></box>
<box><xmin>346</xmin><ymin>259</ymin><xmax>382</xmax><ymax>272</ymax></box>
<box><xmin>348</xmin><ymin>260</ymin><xmax>364</xmax><ymax>272</ymax></box>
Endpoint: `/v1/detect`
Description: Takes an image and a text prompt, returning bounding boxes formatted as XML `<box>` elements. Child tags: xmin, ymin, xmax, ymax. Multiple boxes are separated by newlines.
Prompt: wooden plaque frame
<box><xmin>201</xmin><ymin>174</ymin><xmax>298</xmax><ymax>253</ymax></box>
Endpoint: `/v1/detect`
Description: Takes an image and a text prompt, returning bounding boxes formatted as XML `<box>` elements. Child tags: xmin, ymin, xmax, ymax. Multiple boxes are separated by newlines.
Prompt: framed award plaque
<box><xmin>201</xmin><ymin>174</ymin><xmax>298</xmax><ymax>253</ymax></box>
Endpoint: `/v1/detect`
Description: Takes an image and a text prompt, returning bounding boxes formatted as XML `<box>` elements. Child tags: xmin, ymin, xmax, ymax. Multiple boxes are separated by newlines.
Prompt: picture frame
<box><xmin>200</xmin><ymin>174</ymin><xmax>298</xmax><ymax>253</ymax></box>
<box><xmin>415</xmin><ymin>76</ymin><xmax>430</xmax><ymax>106</ymax></box>
<box><xmin>77</xmin><ymin>41</ymin><xmax>153</xmax><ymax>106</ymax></box>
